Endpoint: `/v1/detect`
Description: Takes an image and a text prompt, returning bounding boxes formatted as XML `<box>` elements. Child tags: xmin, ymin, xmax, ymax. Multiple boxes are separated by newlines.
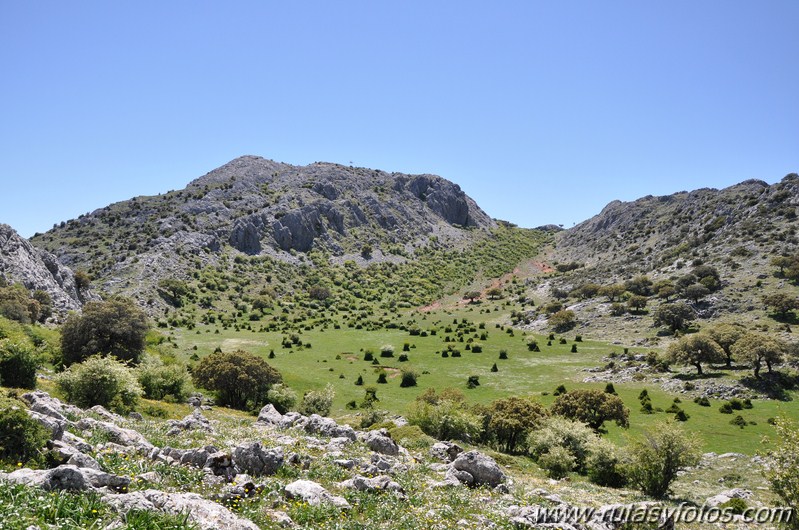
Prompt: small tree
<box><xmin>266</xmin><ymin>384</ymin><xmax>298</xmax><ymax>414</ymax></box>
<box><xmin>157</xmin><ymin>278</ymin><xmax>191</xmax><ymax>307</ymax></box>
<box><xmin>486</xmin><ymin>287</ymin><xmax>503</xmax><ymax>300</ymax></box>
<box><xmin>599</xmin><ymin>284</ymin><xmax>626</xmax><ymax>302</ymax></box>
<box><xmin>653</xmin><ymin>302</ymin><xmax>694</xmax><ymax>333</ymax></box>
<box><xmin>551</xmin><ymin>389</ymin><xmax>629</xmax><ymax>431</ymax></box>
<box><xmin>762</xmin><ymin>293</ymin><xmax>799</xmax><ymax>319</ymax></box>
<box><xmin>55</xmin><ymin>355</ymin><xmax>142</xmax><ymax>414</ymax></box>
<box><xmin>487</xmin><ymin>397</ymin><xmax>548</xmax><ymax>454</ymax></box>
<box><xmin>549</xmin><ymin>310</ymin><xmax>576</xmax><ymax>332</ymax></box>
<box><xmin>684</xmin><ymin>283</ymin><xmax>710</xmax><ymax>303</ymax></box>
<box><xmin>192</xmin><ymin>350</ymin><xmax>282</xmax><ymax>410</ymax></box>
<box><xmin>704</xmin><ymin>323</ymin><xmax>744</xmax><ymax>368</ymax></box>
<box><xmin>731</xmin><ymin>332</ymin><xmax>785</xmax><ymax>378</ymax></box>
<box><xmin>627</xmin><ymin>295</ymin><xmax>648</xmax><ymax>313</ymax></box>
<box><xmin>60</xmin><ymin>297</ymin><xmax>149</xmax><ymax>366</ymax></box>
<box><xmin>626</xmin><ymin>421</ymin><xmax>701</xmax><ymax>498</ymax></box>
<box><xmin>463</xmin><ymin>291</ymin><xmax>481</xmax><ymax>303</ymax></box>
<box><xmin>666</xmin><ymin>334</ymin><xmax>725</xmax><ymax>375</ymax></box>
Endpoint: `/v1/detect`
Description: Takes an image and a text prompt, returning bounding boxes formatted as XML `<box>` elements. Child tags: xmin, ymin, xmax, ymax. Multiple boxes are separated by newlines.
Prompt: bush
<box><xmin>694</xmin><ymin>396</ymin><xmax>710</xmax><ymax>407</ymax></box>
<box><xmin>380</xmin><ymin>345</ymin><xmax>395</xmax><ymax>358</ymax></box>
<box><xmin>407</xmin><ymin>389</ymin><xmax>483</xmax><ymax>442</ymax></box>
<box><xmin>55</xmin><ymin>356</ymin><xmax>142</xmax><ymax>414</ymax></box>
<box><xmin>528</xmin><ymin>416</ymin><xmax>595</xmax><ymax>471</ymax></box>
<box><xmin>538</xmin><ymin>446</ymin><xmax>576</xmax><ymax>479</ymax></box>
<box><xmin>466</xmin><ymin>375</ymin><xmax>480</xmax><ymax>389</ymax></box>
<box><xmin>0</xmin><ymin>395</ymin><xmax>49</xmax><ymax>465</ymax></box>
<box><xmin>60</xmin><ymin>297</ymin><xmax>149</xmax><ymax>366</ymax></box>
<box><xmin>377</xmin><ymin>373</ymin><xmax>388</xmax><ymax>384</ymax></box>
<box><xmin>266</xmin><ymin>384</ymin><xmax>298</xmax><ymax>414</ymax></box>
<box><xmin>763</xmin><ymin>418</ymin><xmax>799</xmax><ymax>528</ymax></box>
<box><xmin>719</xmin><ymin>403</ymin><xmax>733</xmax><ymax>414</ymax></box>
<box><xmin>354</xmin><ymin>375</ymin><xmax>364</xmax><ymax>386</ymax></box>
<box><xmin>470</xmin><ymin>343</ymin><xmax>483</xmax><ymax>353</ymax></box>
<box><xmin>730</xmin><ymin>415</ymin><xmax>747</xmax><ymax>428</ymax></box>
<box><xmin>398</xmin><ymin>353</ymin><xmax>409</xmax><ymax>362</ymax></box>
<box><xmin>136</xmin><ymin>356</ymin><xmax>191</xmax><ymax>402</ymax></box>
<box><xmin>499</xmin><ymin>350</ymin><xmax>508</xmax><ymax>360</ymax></box>
<box><xmin>625</xmin><ymin>421</ymin><xmax>701</xmax><ymax>498</ymax></box>
<box><xmin>585</xmin><ymin>437</ymin><xmax>627</xmax><ymax>487</ymax></box>
<box><xmin>719</xmin><ymin>498</ymin><xmax>748</xmax><ymax>515</ymax></box>
<box><xmin>192</xmin><ymin>350</ymin><xmax>282</xmax><ymax>410</ymax></box>
<box><xmin>299</xmin><ymin>384</ymin><xmax>334</xmax><ymax>416</ymax></box>
<box><xmin>549</xmin><ymin>310</ymin><xmax>576</xmax><ymax>332</ymax></box>
<box><xmin>399</xmin><ymin>369</ymin><xmax>418</xmax><ymax>388</ymax></box>
<box><xmin>0</xmin><ymin>340</ymin><xmax>40</xmax><ymax>389</ymax></box>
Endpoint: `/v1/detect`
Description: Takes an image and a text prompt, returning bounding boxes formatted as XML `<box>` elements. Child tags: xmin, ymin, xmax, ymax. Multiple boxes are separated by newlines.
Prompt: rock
<box><xmin>187</xmin><ymin>396</ymin><xmax>203</xmax><ymax>407</ymax></box>
<box><xmin>706</xmin><ymin>488</ymin><xmax>752</xmax><ymax>507</ymax></box>
<box><xmin>0</xmin><ymin>465</ymin><xmax>129</xmax><ymax>492</ymax></box>
<box><xmin>76</xmin><ymin>417</ymin><xmax>154</xmax><ymax>452</ymax></box>
<box><xmin>129</xmin><ymin>412</ymin><xmax>143</xmax><ymax>421</ymax></box>
<box><xmin>337</xmin><ymin>475</ymin><xmax>404</xmax><ymax>494</ymax></box>
<box><xmin>89</xmin><ymin>405</ymin><xmax>124</xmax><ymax>423</ymax></box>
<box><xmin>445</xmin><ymin>467</ymin><xmax>474</xmax><ymax>486</ymax></box>
<box><xmin>232</xmin><ymin>442</ymin><xmax>284</xmax><ymax>476</ymax></box>
<box><xmin>21</xmin><ymin>391</ymin><xmax>79</xmax><ymax>421</ymax></box>
<box><xmin>450</xmin><ymin>451</ymin><xmax>506</xmax><ymax>488</ymax></box>
<box><xmin>204</xmin><ymin>451</ymin><xmax>236</xmax><ymax>479</ymax></box>
<box><xmin>256</xmin><ymin>404</ymin><xmax>284</xmax><ymax>426</ymax></box>
<box><xmin>179</xmin><ymin>446</ymin><xmax>218</xmax><ymax>468</ymax></box>
<box><xmin>361</xmin><ymin>428</ymin><xmax>400</xmax><ymax>456</ymax></box>
<box><xmin>101</xmin><ymin>489</ymin><xmax>260</xmax><ymax>530</ymax></box>
<box><xmin>430</xmin><ymin>441</ymin><xmax>464</xmax><ymax>463</ymax></box>
<box><xmin>303</xmin><ymin>414</ymin><xmax>357</xmax><ymax>441</ymax></box>
<box><xmin>166</xmin><ymin>410</ymin><xmax>215</xmax><ymax>436</ymax></box>
<box><xmin>62</xmin><ymin>431</ymin><xmax>93</xmax><ymax>453</ymax></box>
<box><xmin>264</xmin><ymin>510</ymin><xmax>294</xmax><ymax>527</ymax></box>
<box><xmin>25</xmin><ymin>409</ymin><xmax>65</xmax><ymax>440</ymax></box>
<box><xmin>66</xmin><ymin>452</ymin><xmax>102</xmax><ymax>471</ymax></box>
<box><xmin>284</xmin><ymin>480</ymin><xmax>350</xmax><ymax>509</ymax></box>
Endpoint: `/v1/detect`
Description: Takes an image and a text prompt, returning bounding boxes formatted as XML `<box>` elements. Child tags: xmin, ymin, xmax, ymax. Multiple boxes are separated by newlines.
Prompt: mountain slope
<box><xmin>0</xmin><ymin>224</ymin><xmax>84</xmax><ymax>314</ymax></box>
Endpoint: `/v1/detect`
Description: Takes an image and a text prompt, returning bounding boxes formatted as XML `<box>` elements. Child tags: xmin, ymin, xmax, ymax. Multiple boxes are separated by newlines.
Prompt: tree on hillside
<box><xmin>486</xmin><ymin>397</ymin><xmax>549</xmax><ymax>454</ymax></box>
<box><xmin>157</xmin><ymin>278</ymin><xmax>191</xmax><ymax>307</ymax></box>
<box><xmin>599</xmin><ymin>284</ymin><xmax>626</xmax><ymax>302</ymax></box>
<box><xmin>627</xmin><ymin>295</ymin><xmax>648</xmax><ymax>314</ymax></box>
<box><xmin>192</xmin><ymin>349</ymin><xmax>282</xmax><ymax>410</ymax></box>
<box><xmin>550</xmin><ymin>389</ymin><xmax>629</xmax><ymax>431</ymax></box>
<box><xmin>625</xmin><ymin>276</ymin><xmax>653</xmax><ymax>296</ymax></box>
<box><xmin>60</xmin><ymin>297</ymin><xmax>149</xmax><ymax>366</ymax></box>
<box><xmin>731</xmin><ymin>332</ymin><xmax>785</xmax><ymax>378</ymax></box>
<box><xmin>705</xmin><ymin>323</ymin><xmax>745</xmax><ymax>368</ymax></box>
<box><xmin>653</xmin><ymin>302</ymin><xmax>694</xmax><ymax>333</ymax></box>
<box><xmin>549</xmin><ymin>310</ymin><xmax>576</xmax><ymax>332</ymax></box>
<box><xmin>770</xmin><ymin>255</ymin><xmax>797</xmax><ymax>276</ymax></box>
<box><xmin>463</xmin><ymin>291</ymin><xmax>481</xmax><ymax>303</ymax></box>
<box><xmin>666</xmin><ymin>334</ymin><xmax>725</xmax><ymax>375</ymax></box>
<box><xmin>653</xmin><ymin>279</ymin><xmax>676</xmax><ymax>301</ymax></box>
<box><xmin>684</xmin><ymin>283</ymin><xmax>710</xmax><ymax>304</ymax></box>
<box><xmin>486</xmin><ymin>287</ymin><xmax>503</xmax><ymax>300</ymax></box>
<box><xmin>762</xmin><ymin>293</ymin><xmax>799</xmax><ymax>319</ymax></box>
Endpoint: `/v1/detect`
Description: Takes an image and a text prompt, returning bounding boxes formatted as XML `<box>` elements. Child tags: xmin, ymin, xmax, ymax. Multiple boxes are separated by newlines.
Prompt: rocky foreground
<box><xmin>1</xmin><ymin>392</ymin><xmax>776</xmax><ymax>529</ymax></box>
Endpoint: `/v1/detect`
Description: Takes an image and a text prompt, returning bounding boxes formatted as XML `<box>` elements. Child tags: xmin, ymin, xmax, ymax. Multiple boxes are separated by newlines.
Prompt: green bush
<box><xmin>192</xmin><ymin>349</ymin><xmax>282</xmax><ymax>410</ymax></box>
<box><xmin>55</xmin><ymin>355</ymin><xmax>142</xmax><ymax>414</ymax></box>
<box><xmin>551</xmin><ymin>389</ymin><xmax>629</xmax><ymax>430</ymax></box>
<box><xmin>0</xmin><ymin>395</ymin><xmax>49</xmax><ymax>466</ymax></box>
<box><xmin>719</xmin><ymin>497</ymin><xmax>748</xmax><ymax>515</ymax></box>
<box><xmin>528</xmin><ymin>416</ymin><xmax>595</xmax><ymax>471</ymax></box>
<box><xmin>625</xmin><ymin>421</ymin><xmax>701</xmax><ymax>498</ymax></box>
<box><xmin>266</xmin><ymin>384</ymin><xmax>298</xmax><ymax>414</ymax></box>
<box><xmin>538</xmin><ymin>446</ymin><xmax>576</xmax><ymax>479</ymax></box>
<box><xmin>136</xmin><ymin>356</ymin><xmax>191</xmax><ymax>402</ymax></box>
<box><xmin>299</xmin><ymin>384</ymin><xmax>334</xmax><ymax>416</ymax></box>
<box><xmin>399</xmin><ymin>369</ymin><xmax>418</xmax><ymax>388</ymax></box>
<box><xmin>0</xmin><ymin>340</ymin><xmax>40</xmax><ymax>389</ymax></box>
<box><xmin>379</xmin><ymin>345</ymin><xmax>395</xmax><ymax>358</ymax></box>
<box><xmin>585</xmin><ymin>437</ymin><xmax>627</xmax><ymax>487</ymax></box>
<box><xmin>764</xmin><ymin>418</ymin><xmax>799</xmax><ymax>529</ymax></box>
<box><xmin>407</xmin><ymin>389</ymin><xmax>483</xmax><ymax>442</ymax></box>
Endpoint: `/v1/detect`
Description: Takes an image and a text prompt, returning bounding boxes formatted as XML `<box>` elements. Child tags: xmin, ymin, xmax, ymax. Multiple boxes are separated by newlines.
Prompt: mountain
<box><xmin>30</xmin><ymin>156</ymin><xmax>515</xmax><ymax>309</ymax></box>
<box><xmin>0</xmin><ymin>224</ymin><xmax>85</xmax><ymax>314</ymax></box>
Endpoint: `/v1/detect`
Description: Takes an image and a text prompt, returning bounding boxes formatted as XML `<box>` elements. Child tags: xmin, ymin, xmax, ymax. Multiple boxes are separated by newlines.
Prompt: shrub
<box><xmin>399</xmin><ymin>369</ymin><xmax>418</xmax><ymax>388</ymax></box>
<box><xmin>0</xmin><ymin>395</ymin><xmax>49</xmax><ymax>466</ymax></box>
<box><xmin>299</xmin><ymin>384</ymin><xmax>335</xmax><ymax>416</ymax></box>
<box><xmin>136</xmin><ymin>356</ymin><xmax>191</xmax><ymax>402</ymax></box>
<box><xmin>0</xmin><ymin>340</ymin><xmax>40</xmax><ymax>389</ymax></box>
<box><xmin>60</xmin><ymin>297</ymin><xmax>149</xmax><ymax>366</ymax></box>
<box><xmin>763</xmin><ymin>418</ymin><xmax>799</xmax><ymax>528</ymax></box>
<box><xmin>471</xmin><ymin>343</ymin><xmax>483</xmax><ymax>353</ymax></box>
<box><xmin>719</xmin><ymin>498</ymin><xmax>748</xmax><ymax>515</ymax></box>
<box><xmin>551</xmin><ymin>389</ymin><xmax>629</xmax><ymax>430</ymax></box>
<box><xmin>538</xmin><ymin>446</ymin><xmax>576</xmax><ymax>479</ymax></box>
<box><xmin>407</xmin><ymin>389</ymin><xmax>483</xmax><ymax>442</ymax></box>
<box><xmin>549</xmin><ymin>310</ymin><xmax>576</xmax><ymax>332</ymax></box>
<box><xmin>625</xmin><ymin>421</ymin><xmax>701</xmax><ymax>498</ymax></box>
<box><xmin>192</xmin><ymin>350</ymin><xmax>282</xmax><ymax>410</ymax></box>
<box><xmin>554</xmin><ymin>384</ymin><xmax>567</xmax><ymax>396</ymax></box>
<box><xmin>379</xmin><ymin>345</ymin><xmax>395</xmax><ymax>358</ymax></box>
<box><xmin>377</xmin><ymin>373</ymin><xmax>388</xmax><ymax>384</ymax></box>
<box><xmin>570</xmin><ymin>344</ymin><xmax>578</xmax><ymax>353</ymax></box>
<box><xmin>266</xmin><ymin>384</ymin><xmax>298</xmax><ymax>414</ymax></box>
<box><xmin>491</xmin><ymin>363</ymin><xmax>498</xmax><ymax>372</ymax></box>
<box><xmin>499</xmin><ymin>350</ymin><xmax>508</xmax><ymax>360</ymax></box>
<box><xmin>528</xmin><ymin>416</ymin><xmax>595</xmax><ymax>471</ymax></box>
<box><xmin>466</xmin><ymin>375</ymin><xmax>480</xmax><ymax>389</ymax></box>
<box><xmin>363</xmin><ymin>351</ymin><xmax>374</xmax><ymax>361</ymax></box>
<box><xmin>604</xmin><ymin>383</ymin><xmax>617</xmax><ymax>395</ymax></box>
<box><xmin>526</xmin><ymin>339</ymin><xmax>540</xmax><ymax>352</ymax></box>
<box><xmin>585</xmin><ymin>437</ymin><xmax>627</xmax><ymax>487</ymax></box>
<box><xmin>675</xmin><ymin>410</ymin><xmax>690</xmax><ymax>422</ymax></box>
<box><xmin>55</xmin><ymin>355</ymin><xmax>142</xmax><ymax>414</ymax></box>
<box><xmin>398</xmin><ymin>353</ymin><xmax>409</xmax><ymax>362</ymax></box>
<box><xmin>719</xmin><ymin>403</ymin><xmax>733</xmax><ymax>414</ymax></box>
<box><xmin>354</xmin><ymin>375</ymin><xmax>364</xmax><ymax>386</ymax></box>
<box><xmin>730</xmin><ymin>415</ymin><xmax>747</xmax><ymax>428</ymax></box>
<box><xmin>694</xmin><ymin>396</ymin><xmax>710</xmax><ymax>407</ymax></box>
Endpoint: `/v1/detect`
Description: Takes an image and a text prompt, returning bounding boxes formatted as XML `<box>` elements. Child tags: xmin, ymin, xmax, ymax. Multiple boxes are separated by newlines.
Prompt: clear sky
<box><xmin>1</xmin><ymin>1</ymin><xmax>797</xmax><ymax>238</ymax></box>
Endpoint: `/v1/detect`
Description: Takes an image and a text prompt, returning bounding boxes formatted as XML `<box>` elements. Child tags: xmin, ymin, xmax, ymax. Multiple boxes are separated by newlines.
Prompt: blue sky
<box><xmin>1</xmin><ymin>1</ymin><xmax>797</xmax><ymax>237</ymax></box>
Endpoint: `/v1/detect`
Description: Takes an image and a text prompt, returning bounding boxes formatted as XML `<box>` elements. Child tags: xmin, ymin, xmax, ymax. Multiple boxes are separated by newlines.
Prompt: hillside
<box><xmin>30</xmin><ymin>156</ymin><xmax>520</xmax><ymax>310</ymax></box>
<box><xmin>0</xmin><ymin>223</ymin><xmax>86</xmax><ymax>315</ymax></box>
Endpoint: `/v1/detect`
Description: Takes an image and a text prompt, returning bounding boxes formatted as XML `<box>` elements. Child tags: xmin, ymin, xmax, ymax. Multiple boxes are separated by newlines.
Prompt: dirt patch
<box><xmin>532</xmin><ymin>261</ymin><xmax>555</xmax><ymax>274</ymax></box>
<box><xmin>381</xmin><ymin>367</ymin><xmax>402</xmax><ymax>378</ymax></box>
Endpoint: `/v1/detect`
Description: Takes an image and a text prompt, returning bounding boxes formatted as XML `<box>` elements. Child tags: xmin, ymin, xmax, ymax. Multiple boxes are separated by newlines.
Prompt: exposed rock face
<box><xmin>102</xmin><ymin>489</ymin><xmax>260</xmax><ymax>530</ymax></box>
<box><xmin>232</xmin><ymin>442</ymin><xmax>284</xmax><ymax>476</ymax></box>
<box><xmin>361</xmin><ymin>428</ymin><xmax>400</xmax><ymax>456</ymax></box>
<box><xmin>31</xmin><ymin>156</ymin><xmax>496</xmax><ymax>308</ymax></box>
<box><xmin>0</xmin><ymin>223</ymin><xmax>85</xmax><ymax>315</ymax></box>
<box><xmin>0</xmin><ymin>464</ymin><xmax>130</xmax><ymax>492</ymax></box>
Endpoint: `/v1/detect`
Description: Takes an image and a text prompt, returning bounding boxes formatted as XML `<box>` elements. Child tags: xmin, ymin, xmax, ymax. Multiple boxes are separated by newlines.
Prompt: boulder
<box><xmin>102</xmin><ymin>489</ymin><xmax>260</xmax><ymax>530</ymax></box>
<box><xmin>450</xmin><ymin>450</ymin><xmax>506</xmax><ymax>488</ymax></box>
<box><xmin>284</xmin><ymin>479</ymin><xmax>350</xmax><ymax>509</ymax></box>
<box><xmin>706</xmin><ymin>488</ymin><xmax>752</xmax><ymax>507</ymax></box>
<box><xmin>166</xmin><ymin>410</ymin><xmax>215</xmax><ymax>436</ymax></box>
<box><xmin>0</xmin><ymin>465</ymin><xmax>129</xmax><ymax>492</ymax></box>
<box><xmin>25</xmin><ymin>409</ymin><xmax>65</xmax><ymax>440</ymax></box>
<box><xmin>256</xmin><ymin>404</ymin><xmax>284</xmax><ymax>426</ymax></box>
<box><xmin>304</xmin><ymin>414</ymin><xmax>357</xmax><ymax>441</ymax></box>
<box><xmin>430</xmin><ymin>441</ymin><xmax>463</xmax><ymax>463</ymax></box>
<box><xmin>338</xmin><ymin>475</ymin><xmax>404</xmax><ymax>495</ymax></box>
<box><xmin>76</xmin><ymin>417</ymin><xmax>154</xmax><ymax>452</ymax></box>
<box><xmin>232</xmin><ymin>442</ymin><xmax>284</xmax><ymax>476</ymax></box>
<box><xmin>361</xmin><ymin>428</ymin><xmax>400</xmax><ymax>456</ymax></box>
